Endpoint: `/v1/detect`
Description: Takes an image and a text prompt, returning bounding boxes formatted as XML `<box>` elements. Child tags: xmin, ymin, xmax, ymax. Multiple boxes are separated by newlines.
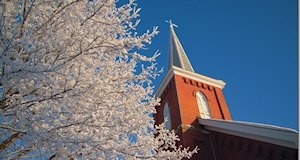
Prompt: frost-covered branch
<box><xmin>0</xmin><ymin>0</ymin><xmax>196</xmax><ymax>159</ymax></box>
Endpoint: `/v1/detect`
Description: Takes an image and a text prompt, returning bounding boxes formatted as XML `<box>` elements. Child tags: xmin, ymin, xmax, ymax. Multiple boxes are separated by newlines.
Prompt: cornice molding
<box><xmin>155</xmin><ymin>66</ymin><xmax>226</xmax><ymax>97</ymax></box>
<box><xmin>173</xmin><ymin>66</ymin><xmax>225</xmax><ymax>88</ymax></box>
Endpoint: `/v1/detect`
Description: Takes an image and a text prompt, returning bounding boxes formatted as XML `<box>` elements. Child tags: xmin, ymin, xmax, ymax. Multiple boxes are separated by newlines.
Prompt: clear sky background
<box><xmin>134</xmin><ymin>0</ymin><xmax>298</xmax><ymax>130</ymax></box>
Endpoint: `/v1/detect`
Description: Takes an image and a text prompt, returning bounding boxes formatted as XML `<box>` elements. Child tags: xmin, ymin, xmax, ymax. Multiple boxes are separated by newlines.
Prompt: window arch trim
<box><xmin>196</xmin><ymin>91</ymin><xmax>211</xmax><ymax>119</ymax></box>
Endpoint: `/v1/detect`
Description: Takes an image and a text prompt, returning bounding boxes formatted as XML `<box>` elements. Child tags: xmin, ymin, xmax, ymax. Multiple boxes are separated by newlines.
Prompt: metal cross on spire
<box><xmin>165</xmin><ymin>20</ymin><xmax>178</xmax><ymax>29</ymax></box>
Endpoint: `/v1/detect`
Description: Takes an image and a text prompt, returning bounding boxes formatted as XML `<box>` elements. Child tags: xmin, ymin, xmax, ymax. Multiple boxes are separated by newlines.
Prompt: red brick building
<box><xmin>154</xmin><ymin>23</ymin><xmax>298</xmax><ymax>160</ymax></box>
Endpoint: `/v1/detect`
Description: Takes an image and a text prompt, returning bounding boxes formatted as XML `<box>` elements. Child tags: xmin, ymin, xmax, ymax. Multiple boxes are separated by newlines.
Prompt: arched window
<box><xmin>163</xmin><ymin>103</ymin><xmax>172</xmax><ymax>129</ymax></box>
<box><xmin>196</xmin><ymin>92</ymin><xmax>211</xmax><ymax>119</ymax></box>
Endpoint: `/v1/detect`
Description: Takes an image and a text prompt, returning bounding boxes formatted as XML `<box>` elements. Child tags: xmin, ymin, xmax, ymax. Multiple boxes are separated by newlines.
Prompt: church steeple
<box><xmin>156</xmin><ymin>21</ymin><xmax>231</xmax><ymax>126</ymax></box>
<box><xmin>155</xmin><ymin>23</ymin><xmax>297</xmax><ymax>160</ymax></box>
<box><xmin>155</xmin><ymin>23</ymin><xmax>232</xmax><ymax>157</ymax></box>
<box><xmin>168</xmin><ymin>22</ymin><xmax>194</xmax><ymax>72</ymax></box>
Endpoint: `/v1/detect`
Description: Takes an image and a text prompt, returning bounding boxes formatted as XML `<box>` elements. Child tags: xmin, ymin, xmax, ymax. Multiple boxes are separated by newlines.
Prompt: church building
<box><xmin>154</xmin><ymin>23</ymin><xmax>298</xmax><ymax>160</ymax></box>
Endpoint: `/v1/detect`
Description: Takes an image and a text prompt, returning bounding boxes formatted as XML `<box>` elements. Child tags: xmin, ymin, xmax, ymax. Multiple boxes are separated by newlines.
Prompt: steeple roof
<box><xmin>168</xmin><ymin>22</ymin><xmax>194</xmax><ymax>72</ymax></box>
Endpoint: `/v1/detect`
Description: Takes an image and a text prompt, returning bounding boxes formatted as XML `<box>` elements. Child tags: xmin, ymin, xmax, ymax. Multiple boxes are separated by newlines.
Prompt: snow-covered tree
<box><xmin>0</xmin><ymin>0</ymin><xmax>197</xmax><ymax>159</ymax></box>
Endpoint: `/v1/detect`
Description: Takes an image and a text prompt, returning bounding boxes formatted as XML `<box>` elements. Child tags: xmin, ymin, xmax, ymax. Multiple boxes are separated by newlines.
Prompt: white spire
<box><xmin>167</xmin><ymin>20</ymin><xmax>194</xmax><ymax>72</ymax></box>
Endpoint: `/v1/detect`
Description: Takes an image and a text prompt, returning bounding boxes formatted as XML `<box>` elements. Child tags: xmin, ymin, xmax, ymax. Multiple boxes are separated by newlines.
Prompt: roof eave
<box><xmin>198</xmin><ymin>118</ymin><xmax>298</xmax><ymax>149</ymax></box>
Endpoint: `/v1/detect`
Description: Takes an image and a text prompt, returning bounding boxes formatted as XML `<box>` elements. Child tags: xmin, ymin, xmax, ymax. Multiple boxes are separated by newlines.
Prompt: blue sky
<box><xmin>135</xmin><ymin>0</ymin><xmax>298</xmax><ymax>130</ymax></box>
